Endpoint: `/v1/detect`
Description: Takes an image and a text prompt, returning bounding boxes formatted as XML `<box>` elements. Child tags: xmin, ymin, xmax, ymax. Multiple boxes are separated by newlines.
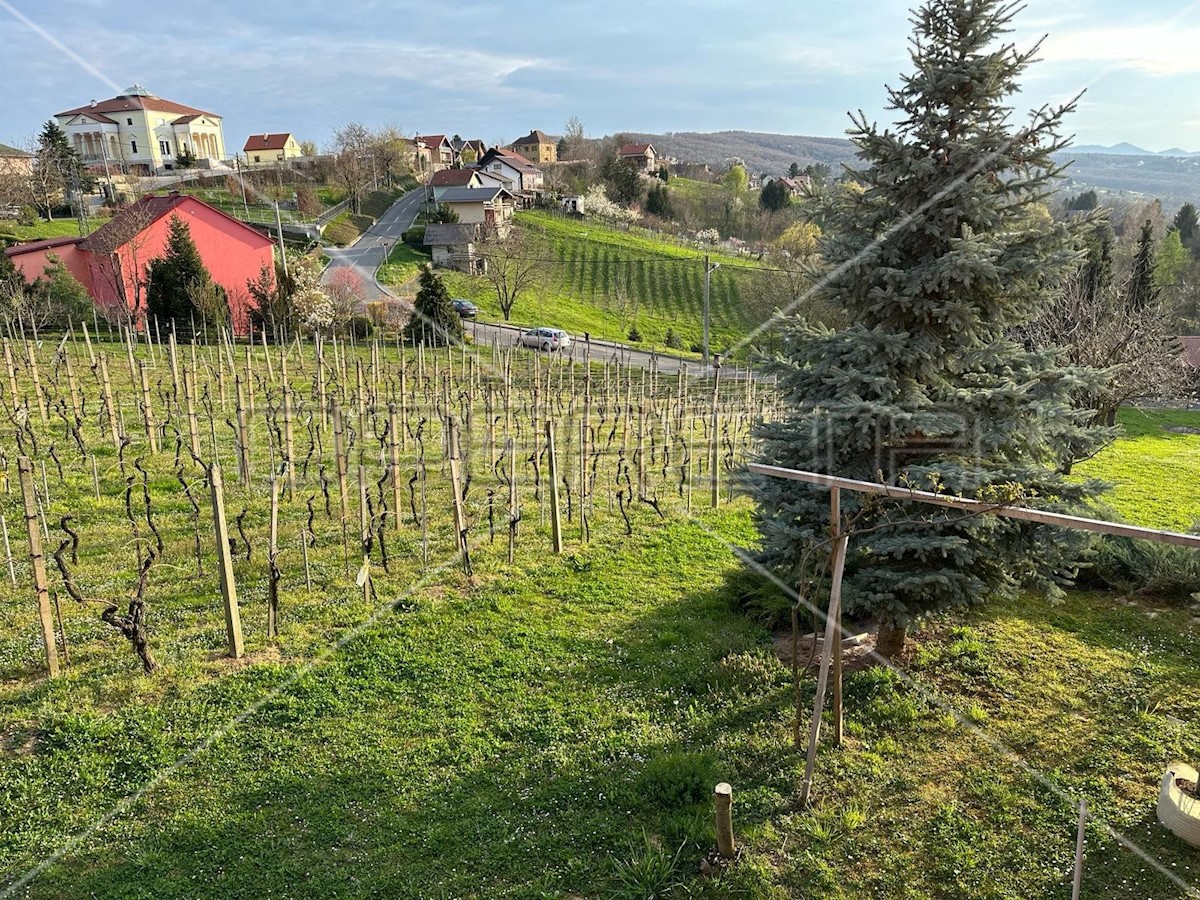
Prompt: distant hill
<box><xmin>619</xmin><ymin>130</ymin><xmax>860</xmax><ymax>175</ymax></box>
<box><xmin>607</xmin><ymin>130</ymin><xmax>1200</xmax><ymax>208</ymax></box>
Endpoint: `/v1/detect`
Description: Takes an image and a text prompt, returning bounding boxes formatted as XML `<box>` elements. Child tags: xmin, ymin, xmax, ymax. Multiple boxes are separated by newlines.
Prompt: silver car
<box><xmin>518</xmin><ymin>327</ymin><xmax>572</xmax><ymax>352</ymax></box>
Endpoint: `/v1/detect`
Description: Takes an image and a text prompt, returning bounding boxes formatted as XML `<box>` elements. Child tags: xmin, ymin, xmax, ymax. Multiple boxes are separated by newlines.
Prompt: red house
<box><xmin>5</xmin><ymin>193</ymin><xmax>275</xmax><ymax>334</ymax></box>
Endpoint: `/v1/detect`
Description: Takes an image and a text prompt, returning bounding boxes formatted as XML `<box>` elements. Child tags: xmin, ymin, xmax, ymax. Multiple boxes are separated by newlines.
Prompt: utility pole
<box><xmin>702</xmin><ymin>255</ymin><xmax>720</xmax><ymax>370</ymax></box>
<box><xmin>274</xmin><ymin>200</ymin><xmax>289</xmax><ymax>279</ymax></box>
<box><xmin>235</xmin><ymin>155</ymin><xmax>250</xmax><ymax>218</ymax></box>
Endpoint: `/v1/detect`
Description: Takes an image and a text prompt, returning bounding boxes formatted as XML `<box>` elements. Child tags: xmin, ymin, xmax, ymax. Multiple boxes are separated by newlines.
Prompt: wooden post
<box><xmin>235</xmin><ymin>376</ymin><xmax>251</xmax><ymax>483</ymax></box>
<box><xmin>139</xmin><ymin>361</ymin><xmax>158</xmax><ymax>453</ymax></box>
<box><xmin>1072</xmin><ymin>799</ymin><xmax>1087</xmax><ymax>900</ymax></box>
<box><xmin>357</xmin><ymin>464</ymin><xmax>370</xmax><ymax>602</ymax></box>
<box><xmin>1</xmin><ymin>514</ymin><xmax>16</xmax><ymax>586</ymax></box>
<box><xmin>267</xmin><ymin>476</ymin><xmax>280</xmax><ymax>638</ymax></box>
<box><xmin>798</xmin><ymin>527</ymin><xmax>849</xmax><ymax>807</ymax></box>
<box><xmin>82</xmin><ymin>320</ymin><xmax>96</xmax><ymax>367</ymax></box>
<box><xmin>332</xmin><ymin>403</ymin><xmax>350</xmax><ymax>576</ymax></box>
<box><xmin>448</xmin><ymin>419</ymin><xmax>470</xmax><ymax>574</ymax></box>
<box><xmin>282</xmin><ymin>385</ymin><xmax>296</xmax><ymax>501</ymax></box>
<box><xmin>26</xmin><ymin>343</ymin><xmax>47</xmax><ymax>424</ymax></box>
<box><xmin>388</xmin><ymin>402</ymin><xmax>402</xmax><ymax>526</ymax></box>
<box><xmin>831</xmin><ymin>487</ymin><xmax>844</xmax><ymax>747</ymax></box>
<box><xmin>546</xmin><ymin>418</ymin><xmax>564</xmax><ymax>554</ymax></box>
<box><xmin>209</xmin><ymin>464</ymin><xmax>245</xmax><ymax>659</ymax></box>
<box><xmin>714</xmin><ymin>783</ymin><xmax>735</xmax><ymax>859</ymax></box>
<box><xmin>710</xmin><ymin>358</ymin><xmax>721</xmax><ymax>508</ymax></box>
<box><xmin>18</xmin><ymin>457</ymin><xmax>58</xmax><ymax>677</ymax></box>
<box><xmin>99</xmin><ymin>354</ymin><xmax>121</xmax><ymax>451</ymax></box>
<box><xmin>507</xmin><ymin>435</ymin><xmax>518</xmax><ymax>565</ymax></box>
<box><xmin>184</xmin><ymin>365</ymin><xmax>201</xmax><ymax>461</ymax></box>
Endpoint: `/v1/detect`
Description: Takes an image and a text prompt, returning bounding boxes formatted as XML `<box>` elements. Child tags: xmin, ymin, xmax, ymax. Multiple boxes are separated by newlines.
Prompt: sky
<box><xmin>2</xmin><ymin>0</ymin><xmax>1200</xmax><ymax>154</ymax></box>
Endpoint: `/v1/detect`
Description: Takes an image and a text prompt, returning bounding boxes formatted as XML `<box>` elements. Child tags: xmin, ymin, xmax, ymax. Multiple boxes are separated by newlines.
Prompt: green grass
<box><xmin>322</xmin><ymin>190</ymin><xmax>404</xmax><ymax>247</ymax></box>
<box><xmin>1</xmin><ymin>331</ymin><xmax>1199</xmax><ymax>898</ymax></box>
<box><xmin>1076</xmin><ymin>407</ymin><xmax>1200</xmax><ymax>531</ymax></box>
<box><xmin>438</xmin><ymin>210</ymin><xmax>768</xmax><ymax>357</ymax></box>
<box><xmin>0</xmin><ymin>216</ymin><xmax>109</xmax><ymax>243</ymax></box>
<box><xmin>377</xmin><ymin>243</ymin><xmax>431</xmax><ymax>290</ymax></box>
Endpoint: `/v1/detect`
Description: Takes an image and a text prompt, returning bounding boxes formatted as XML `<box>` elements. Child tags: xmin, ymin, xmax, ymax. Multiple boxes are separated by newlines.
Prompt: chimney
<box><xmin>90</xmin><ymin>100</ymin><xmax>96</xmax><ymax>108</ymax></box>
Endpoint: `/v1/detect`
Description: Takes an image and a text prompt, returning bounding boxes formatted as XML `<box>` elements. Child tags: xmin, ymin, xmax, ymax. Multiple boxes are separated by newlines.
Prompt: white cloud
<box><xmin>1042</xmin><ymin>22</ymin><xmax>1200</xmax><ymax>76</ymax></box>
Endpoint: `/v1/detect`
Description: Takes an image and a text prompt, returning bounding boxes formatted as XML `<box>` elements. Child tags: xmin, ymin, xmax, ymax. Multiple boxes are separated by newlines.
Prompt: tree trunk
<box><xmin>875</xmin><ymin>621</ymin><xmax>908</xmax><ymax>659</ymax></box>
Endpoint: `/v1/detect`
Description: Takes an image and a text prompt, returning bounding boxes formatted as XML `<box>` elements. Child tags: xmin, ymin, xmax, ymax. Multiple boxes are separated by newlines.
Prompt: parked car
<box><xmin>451</xmin><ymin>298</ymin><xmax>478</xmax><ymax>318</ymax></box>
<box><xmin>518</xmin><ymin>327</ymin><xmax>572</xmax><ymax>352</ymax></box>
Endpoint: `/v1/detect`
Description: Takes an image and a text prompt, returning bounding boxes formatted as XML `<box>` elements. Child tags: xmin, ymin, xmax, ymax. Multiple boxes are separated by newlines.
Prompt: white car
<box><xmin>518</xmin><ymin>327</ymin><xmax>572</xmax><ymax>352</ymax></box>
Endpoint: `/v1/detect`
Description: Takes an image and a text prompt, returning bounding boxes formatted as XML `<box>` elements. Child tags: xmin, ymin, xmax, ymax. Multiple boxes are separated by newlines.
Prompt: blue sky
<box><xmin>2</xmin><ymin>0</ymin><xmax>1199</xmax><ymax>153</ymax></box>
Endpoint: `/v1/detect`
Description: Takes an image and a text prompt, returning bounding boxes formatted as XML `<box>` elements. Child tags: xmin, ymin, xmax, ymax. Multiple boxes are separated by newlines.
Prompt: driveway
<box><xmin>321</xmin><ymin>187</ymin><xmax>426</xmax><ymax>300</ymax></box>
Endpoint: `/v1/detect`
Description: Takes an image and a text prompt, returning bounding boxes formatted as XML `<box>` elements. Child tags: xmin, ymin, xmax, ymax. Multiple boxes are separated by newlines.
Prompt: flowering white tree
<box><xmin>584</xmin><ymin>184</ymin><xmax>638</xmax><ymax>225</ymax></box>
<box><xmin>291</xmin><ymin>255</ymin><xmax>334</xmax><ymax>331</ymax></box>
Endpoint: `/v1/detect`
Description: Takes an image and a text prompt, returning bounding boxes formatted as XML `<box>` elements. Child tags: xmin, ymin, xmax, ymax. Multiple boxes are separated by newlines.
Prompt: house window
<box><xmin>127</xmin><ymin>118</ymin><xmax>133</xmax><ymax>125</ymax></box>
<box><xmin>159</xmin><ymin>140</ymin><xmax>171</xmax><ymax>156</ymax></box>
<box><xmin>131</xmin><ymin>139</ymin><xmax>138</xmax><ymax>155</ymax></box>
<box><xmin>254</xmin><ymin>155</ymin><xmax>260</xmax><ymax>163</ymax></box>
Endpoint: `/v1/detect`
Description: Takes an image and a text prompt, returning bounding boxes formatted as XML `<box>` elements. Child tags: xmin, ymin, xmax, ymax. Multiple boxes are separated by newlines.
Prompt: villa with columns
<box><xmin>55</xmin><ymin>85</ymin><xmax>227</xmax><ymax>176</ymax></box>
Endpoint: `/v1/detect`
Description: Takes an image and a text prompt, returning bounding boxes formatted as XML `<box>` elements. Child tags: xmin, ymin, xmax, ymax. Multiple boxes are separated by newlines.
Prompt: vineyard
<box><xmin>0</xmin><ymin>323</ymin><xmax>778</xmax><ymax>897</ymax></box>
<box><xmin>440</xmin><ymin>211</ymin><xmax>770</xmax><ymax>355</ymax></box>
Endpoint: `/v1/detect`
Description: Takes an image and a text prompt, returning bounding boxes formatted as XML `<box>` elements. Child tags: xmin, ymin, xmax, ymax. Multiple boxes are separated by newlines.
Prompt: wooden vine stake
<box><xmin>798</xmin><ymin>487</ymin><xmax>849</xmax><ymax>807</ymax></box>
<box><xmin>267</xmin><ymin>476</ymin><xmax>280</xmax><ymax>638</ymax></box>
<box><xmin>710</xmin><ymin>357</ymin><xmax>721</xmax><ymax>508</ymax></box>
<box><xmin>209</xmin><ymin>463</ymin><xmax>245</xmax><ymax>659</ymax></box>
<box><xmin>831</xmin><ymin>487</ymin><xmax>844</xmax><ymax>746</ymax></box>
<box><xmin>714</xmin><ymin>783</ymin><xmax>736</xmax><ymax>859</ymax></box>
<box><xmin>546</xmin><ymin>418</ymin><xmax>563</xmax><ymax>554</ymax></box>
<box><xmin>332</xmin><ymin>402</ymin><xmax>350</xmax><ymax>576</ymax></box>
<box><xmin>19</xmin><ymin>457</ymin><xmax>59</xmax><ymax>677</ymax></box>
<box><xmin>448</xmin><ymin>419</ymin><xmax>470</xmax><ymax>575</ymax></box>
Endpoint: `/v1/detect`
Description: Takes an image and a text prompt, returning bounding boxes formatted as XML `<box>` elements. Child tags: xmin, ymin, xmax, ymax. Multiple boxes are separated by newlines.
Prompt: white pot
<box><xmin>1158</xmin><ymin>761</ymin><xmax>1200</xmax><ymax>848</ymax></box>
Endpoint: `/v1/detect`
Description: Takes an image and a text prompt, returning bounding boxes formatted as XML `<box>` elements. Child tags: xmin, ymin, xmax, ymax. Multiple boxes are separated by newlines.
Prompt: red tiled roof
<box><xmin>243</xmin><ymin>133</ymin><xmax>294</xmax><ymax>152</ymax></box>
<box><xmin>79</xmin><ymin>193</ymin><xmax>271</xmax><ymax>253</ymax></box>
<box><xmin>60</xmin><ymin>110</ymin><xmax>119</xmax><ymax>125</ymax></box>
<box><xmin>513</xmin><ymin>130</ymin><xmax>553</xmax><ymax>146</ymax></box>
<box><xmin>57</xmin><ymin>92</ymin><xmax>220</xmax><ymax>120</ymax></box>
<box><xmin>619</xmin><ymin>143</ymin><xmax>654</xmax><ymax>157</ymax></box>
<box><xmin>1179</xmin><ymin>336</ymin><xmax>1200</xmax><ymax>368</ymax></box>
<box><xmin>4</xmin><ymin>237</ymin><xmax>81</xmax><ymax>258</ymax></box>
<box><xmin>430</xmin><ymin>168</ymin><xmax>478</xmax><ymax>187</ymax></box>
<box><xmin>415</xmin><ymin>134</ymin><xmax>449</xmax><ymax>148</ymax></box>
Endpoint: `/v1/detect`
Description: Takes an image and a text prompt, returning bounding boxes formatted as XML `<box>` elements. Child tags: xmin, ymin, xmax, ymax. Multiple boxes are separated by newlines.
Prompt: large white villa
<box><xmin>55</xmin><ymin>84</ymin><xmax>226</xmax><ymax>175</ymax></box>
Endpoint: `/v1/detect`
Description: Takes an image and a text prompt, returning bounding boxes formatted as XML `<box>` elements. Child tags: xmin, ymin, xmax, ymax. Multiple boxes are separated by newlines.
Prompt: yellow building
<box><xmin>55</xmin><ymin>84</ymin><xmax>226</xmax><ymax>175</ymax></box>
<box><xmin>242</xmin><ymin>133</ymin><xmax>303</xmax><ymax>166</ymax></box>
<box><xmin>511</xmin><ymin>129</ymin><xmax>557</xmax><ymax>164</ymax></box>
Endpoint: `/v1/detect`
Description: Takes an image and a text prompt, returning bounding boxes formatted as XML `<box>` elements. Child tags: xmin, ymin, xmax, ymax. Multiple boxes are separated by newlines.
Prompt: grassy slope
<box><xmin>0</xmin><ymin>336</ymin><xmax>1197</xmax><ymax>898</ymax></box>
<box><xmin>377</xmin><ymin>242</ymin><xmax>431</xmax><ymax>291</ymax></box>
<box><xmin>1076</xmin><ymin>408</ymin><xmax>1200</xmax><ymax>531</ymax></box>
<box><xmin>0</xmin><ymin>217</ymin><xmax>109</xmax><ymax>243</ymax></box>
<box><xmin>439</xmin><ymin>210</ymin><xmax>767</xmax><ymax>356</ymax></box>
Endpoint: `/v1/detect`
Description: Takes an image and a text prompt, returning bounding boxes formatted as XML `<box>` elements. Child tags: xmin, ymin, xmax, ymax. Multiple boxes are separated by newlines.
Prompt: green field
<box><xmin>0</xmin><ymin>216</ymin><xmax>110</xmax><ymax>243</ymax></box>
<box><xmin>439</xmin><ymin>210</ymin><xmax>770</xmax><ymax>356</ymax></box>
<box><xmin>0</xmin><ymin>333</ymin><xmax>1198</xmax><ymax>898</ymax></box>
<box><xmin>1076</xmin><ymin>407</ymin><xmax>1200</xmax><ymax>531</ymax></box>
<box><xmin>377</xmin><ymin>243</ymin><xmax>431</xmax><ymax>290</ymax></box>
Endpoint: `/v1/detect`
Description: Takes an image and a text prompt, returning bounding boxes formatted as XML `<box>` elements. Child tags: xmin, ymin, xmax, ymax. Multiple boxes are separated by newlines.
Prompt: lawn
<box><xmin>0</xmin><ymin>216</ymin><xmax>109</xmax><ymax>243</ymax></box>
<box><xmin>439</xmin><ymin>210</ymin><xmax>771</xmax><ymax>357</ymax></box>
<box><xmin>0</xmin><ymin>331</ymin><xmax>1198</xmax><ymax>899</ymax></box>
<box><xmin>1075</xmin><ymin>407</ymin><xmax>1200</xmax><ymax>531</ymax></box>
<box><xmin>377</xmin><ymin>242</ymin><xmax>430</xmax><ymax>290</ymax></box>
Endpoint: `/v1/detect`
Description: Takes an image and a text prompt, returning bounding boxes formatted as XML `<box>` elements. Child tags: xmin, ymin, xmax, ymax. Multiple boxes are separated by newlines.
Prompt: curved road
<box><xmin>323</xmin><ymin>190</ymin><xmax>743</xmax><ymax>377</ymax></box>
<box><xmin>321</xmin><ymin>187</ymin><xmax>426</xmax><ymax>300</ymax></box>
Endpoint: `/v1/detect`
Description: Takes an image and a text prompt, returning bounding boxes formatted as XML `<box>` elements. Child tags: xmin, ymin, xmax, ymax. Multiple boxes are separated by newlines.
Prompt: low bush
<box><xmin>628</xmin><ymin>325</ymin><xmax>643</xmax><ymax>343</ymax></box>
<box><xmin>634</xmin><ymin>751</ymin><xmax>719</xmax><ymax>809</ymax></box>
<box><xmin>664</xmin><ymin>327</ymin><xmax>684</xmax><ymax>350</ymax></box>
<box><xmin>1078</xmin><ymin>532</ymin><xmax>1200</xmax><ymax>601</ymax></box>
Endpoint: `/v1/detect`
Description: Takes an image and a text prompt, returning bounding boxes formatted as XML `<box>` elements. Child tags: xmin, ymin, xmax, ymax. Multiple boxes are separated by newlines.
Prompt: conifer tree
<box><xmin>747</xmin><ymin>0</ymin><xmax>1109</xmax><ymax>656</ymax></box>
<box><xmin>1127</xmin><ymin>219</ymin><xmax>1158</xmax><ymax>312</ymax></box>
<box><xmin>404</xmin><ymin>266</ymin><xmax>463</xmax><ymax>346</ymax></box>
<box><xmin>145</xmin><ymin>215</ymin><xmax>222</xmax><ymax>325</ymax></box>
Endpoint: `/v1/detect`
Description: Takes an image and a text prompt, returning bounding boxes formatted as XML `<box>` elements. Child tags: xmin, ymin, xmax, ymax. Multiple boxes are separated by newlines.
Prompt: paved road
<box><xmin>324</xmin><ymin>189</ymin><xmax>746</xmax><ymax>377</ymax></box>
<box><xmin>321</xmin><ymin>187</ymin><xmax>426</xmax><ymax>300</ymax></box>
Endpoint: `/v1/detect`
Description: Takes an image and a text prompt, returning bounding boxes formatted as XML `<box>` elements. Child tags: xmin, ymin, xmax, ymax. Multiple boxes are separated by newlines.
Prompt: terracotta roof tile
<box><xmin>243</xmin><ymin>133</ymin><xmax>294</xmax><ymax>152</ymax></box>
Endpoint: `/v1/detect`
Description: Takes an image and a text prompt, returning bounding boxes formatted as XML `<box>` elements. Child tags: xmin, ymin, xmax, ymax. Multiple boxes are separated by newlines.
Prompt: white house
<box><xmin>56</xmin><ymin>84</ymin><xmax>226</xmax><ymax>175</ymax></box>
<box><xmin>437</xmin><ymin>186</ymin><xmax>515</xmax><ymax>227</ymax></box>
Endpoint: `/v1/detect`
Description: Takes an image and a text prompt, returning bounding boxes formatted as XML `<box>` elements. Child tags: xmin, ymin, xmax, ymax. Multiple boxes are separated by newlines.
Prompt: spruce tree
<box><xmin>145</xmin><ymin>215</ymin><xmax>220</xmax><ymax>325</ymax></box>
<box><xmin>404</xmin><ymin>266</ymin><xmax>463</xmax><ymax>347</ymax></box>
<box><xmin>747</xmin><ymin>0</ymin><xmax>1109</xmax><ymax>656</ymax></box>
<box><xmin>1127</xmin><ymin>219</ymin><xmax>1158</xmax><ymax>312</ymax></box>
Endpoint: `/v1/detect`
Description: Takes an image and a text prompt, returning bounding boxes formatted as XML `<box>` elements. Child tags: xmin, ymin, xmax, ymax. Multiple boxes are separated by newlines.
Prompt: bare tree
<box><xmin>1025</xmin><ymin>268</ymin><xmax>1187</xmax><ymax>428</ymax></box>
<box><xmin>330</xmin><ymin>123</ymin><xmax>374</xmax><ymax>214</ymax></box>
<box><xmin>370</xmin><ymin>125</ymin><xmax>414</xmax><ymax>189</ymax></box>
<box><xmin>477</xmin><ymin>227</ymin><xmax>541</xmax><ymax>321</ymax></box>
<box><xmin>85</xmin><ymin>202</ymin><xmax>160</xmax><ymax>328</ymax></box>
